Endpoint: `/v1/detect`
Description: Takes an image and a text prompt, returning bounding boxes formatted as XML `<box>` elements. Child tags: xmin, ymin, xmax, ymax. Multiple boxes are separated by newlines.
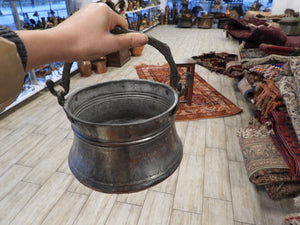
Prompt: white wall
<box><xmin>272</xmin><ymin>0</ymin><xmax>300</xmax><ymax>14</ymax></box>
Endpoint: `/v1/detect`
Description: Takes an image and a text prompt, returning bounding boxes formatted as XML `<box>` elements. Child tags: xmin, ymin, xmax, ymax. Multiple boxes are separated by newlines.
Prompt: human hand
<box><xmin>17</xmin><ymin>3</ymin><xmax>148</xmax><ymax>71</ymax></box>
<box><xmin>53</xmin><ymin>3</ymin><xmax>148</xmax><ymax>61</ymax></box>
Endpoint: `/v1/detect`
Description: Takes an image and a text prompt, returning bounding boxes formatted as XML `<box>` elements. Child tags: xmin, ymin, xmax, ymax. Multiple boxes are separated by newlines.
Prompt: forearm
<box><xmin>15</xmin><ymin>29</ymin><xmax>72</xmax><ymax>72</ymax></box>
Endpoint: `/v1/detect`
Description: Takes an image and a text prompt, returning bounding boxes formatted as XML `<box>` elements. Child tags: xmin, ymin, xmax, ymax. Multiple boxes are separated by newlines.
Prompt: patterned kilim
<box><xmin>135</xmin><ymin>64</ymin><xmax>242</xmax><ymax>121</ymax></box>
<box><xmin>267</xmin><ymin>109</ymin><xmax>300</xmax><ymax>181</ymax></box>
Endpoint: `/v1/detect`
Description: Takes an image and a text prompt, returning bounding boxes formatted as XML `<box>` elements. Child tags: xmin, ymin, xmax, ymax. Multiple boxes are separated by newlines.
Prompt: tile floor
<box><xmin>0</xmin><ymin>25</ymin><xmax>299</xmax><ymax>225</ymax></box>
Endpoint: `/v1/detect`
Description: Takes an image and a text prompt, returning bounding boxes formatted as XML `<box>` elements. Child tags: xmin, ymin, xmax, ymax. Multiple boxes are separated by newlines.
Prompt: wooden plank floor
<box><xmin>0</xmin><ymin>25</ymin><xmax>298</xmax><ymax>225</ymax></box>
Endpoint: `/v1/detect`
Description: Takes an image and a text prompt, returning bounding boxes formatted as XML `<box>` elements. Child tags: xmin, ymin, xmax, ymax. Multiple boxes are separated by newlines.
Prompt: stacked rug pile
<box><xmin>221</xmin><ymin>18</ymin><xmax>300</xmax><ymax>201</ymax></box>
<box><xmin>194</xmin><ymin>18</ymin><xmax>300</xmax><ymax>201</ymax></box>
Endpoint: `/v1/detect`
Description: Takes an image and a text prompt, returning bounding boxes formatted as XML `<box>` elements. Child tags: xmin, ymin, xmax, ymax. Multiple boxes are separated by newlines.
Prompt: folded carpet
<box><xmin>265</xmin><ymin>182</ymin><xmax>300</xmax><ymax>201</ymax></box>
<box><xmin>192</xmin><ymin>52</ymin><xmax>238</xmax><ymax>75</ymax></box>
<box><xmin>237</xmin><ymin>124</ymin><xmax>300</xmax><ymax>200</ymax></box>
<box><xmin>259</xmin><ymin>43</ymin><xmax>300</xmax><ymax>56</ymax></box>
<box><xmin>277</xmin><ymin>76</ymin><xmax>300</xmax><ymax>142</ymax></box>
<box><xmin>267</xmin><ymin>109</ymin><xmax>300</xmax><ymax>181</ymax></box>
<box><xmin>237</xmin><ymin>124</ymin><xmax>291</xmax><ymax>185</ymax></box>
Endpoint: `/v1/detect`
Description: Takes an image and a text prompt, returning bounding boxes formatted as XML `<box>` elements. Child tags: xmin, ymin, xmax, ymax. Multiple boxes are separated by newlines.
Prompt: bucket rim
<box><xmin>63</xmin><ymin>79</ymin><xmax>179</xmax><ymax>126</ymax></box>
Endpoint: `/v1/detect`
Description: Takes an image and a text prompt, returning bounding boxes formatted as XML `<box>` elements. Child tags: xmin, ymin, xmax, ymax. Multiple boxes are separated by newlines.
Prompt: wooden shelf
<box><xmin>141</xmin><ymin>22</ymin><xmax>160</xmax><ymax>33</ymax></box>
<box><xmin>125</xmin><ymin>5</ymin><xmax>160</xmax><ymax>14</ymax></box>
<box><xmin>125</xmin><ymin>5</ymin><xmax>161</xmax><ymax>33</ymax></box>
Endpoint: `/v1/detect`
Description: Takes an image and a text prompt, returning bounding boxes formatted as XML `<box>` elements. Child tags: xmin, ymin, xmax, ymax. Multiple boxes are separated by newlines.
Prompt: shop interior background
<box><xmin>1</xmin><ymin>0</ymin><xmax>274</xmax><ymax>30</ymax></box>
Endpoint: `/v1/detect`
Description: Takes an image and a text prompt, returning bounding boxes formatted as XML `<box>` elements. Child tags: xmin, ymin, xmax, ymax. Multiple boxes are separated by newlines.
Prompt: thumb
<box><xmin>113</xmin><ymin>33</ymin><xmax>148</xmax><ymax>50</ymax></box>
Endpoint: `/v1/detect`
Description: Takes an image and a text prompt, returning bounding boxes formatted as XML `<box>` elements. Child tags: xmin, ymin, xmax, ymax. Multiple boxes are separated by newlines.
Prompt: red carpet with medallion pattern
<box><xmin>135</xmin><ymin>64</ymin><xmax>242</xmax><ymax>121</ymax></box>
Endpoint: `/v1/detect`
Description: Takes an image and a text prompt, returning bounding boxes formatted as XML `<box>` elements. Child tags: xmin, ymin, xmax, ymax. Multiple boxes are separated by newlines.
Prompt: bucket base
<box><xmin>68</xmin><ymin>124</ymin><xmax>183</xmax><ymax>193</ymax></box>
<box><xmin>69</xmin><ymin>148</ymin><xmax>182</xmax><ymax>193</ymax></box>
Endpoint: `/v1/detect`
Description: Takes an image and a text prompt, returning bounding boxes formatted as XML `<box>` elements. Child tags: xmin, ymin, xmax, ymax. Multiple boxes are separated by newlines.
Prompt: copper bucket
<box><xmin>46</xmin><ymin>27</ymin><xmax>191</xmax><ymax>193</ymax></box>
<box><xmin>196</xmin><ymin>15</ymin><xmax>214</xmax><ymax>28</ymax></box>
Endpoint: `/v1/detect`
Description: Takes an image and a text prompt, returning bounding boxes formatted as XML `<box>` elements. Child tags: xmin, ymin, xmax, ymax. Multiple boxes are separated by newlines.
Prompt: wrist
<box><xmin>0</xmin><ymin>26</ymin><xmax>27</xmax><ymax>70</ymax></box>
<box><xmin>16</xmin><ymin>28</ymin><xmax>71</xmax><ymax>71</ymax></box>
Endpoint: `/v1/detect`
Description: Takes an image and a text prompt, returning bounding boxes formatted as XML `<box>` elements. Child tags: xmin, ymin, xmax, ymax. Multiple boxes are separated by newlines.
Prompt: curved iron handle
<box><xmin>111</xmin><ymin>26</ymin><xmax>187</xmax><ymax>91</ymax></box>
<box><xmin>46</xmin><ymin>26</ymin><xmax>192</xmax><ymax>106</ymax></box>
<box><xmin>46</xmin><ymin>62</ymin><xmax>72</xmax><ymax>106</ymax></box>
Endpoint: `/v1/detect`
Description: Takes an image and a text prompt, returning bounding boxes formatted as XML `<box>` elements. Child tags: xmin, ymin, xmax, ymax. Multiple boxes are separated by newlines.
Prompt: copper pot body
<box><xmin>78</xmin><ymin>61</ymin><xmax>92</xmax><ymax>77</ymax></box>
<box><xmin>130</xmin><ymin>45</ymin><xmax>144</xmax><ymax>56</ymax></box>
<box><xmin>196</xmin><ymin>16</ymin><xmax>214</xmax><ymax>28</ymax></box>
<box><xmin>94</xmin><ymin>57</ymin><xmax>107</xmax><ymax>74</ymax></box>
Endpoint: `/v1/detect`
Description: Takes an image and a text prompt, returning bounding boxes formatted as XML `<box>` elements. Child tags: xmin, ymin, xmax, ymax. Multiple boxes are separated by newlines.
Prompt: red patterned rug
<box><xmin>135</xmin><ymin>64</ymin><xmax>242</xmax><ymax>121</ymax></box>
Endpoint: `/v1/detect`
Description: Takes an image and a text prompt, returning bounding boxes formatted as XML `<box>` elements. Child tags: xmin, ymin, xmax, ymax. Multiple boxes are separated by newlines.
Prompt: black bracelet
<box><xmin>0</xmin><ymin>26</ymin><xmax>27</xmax><ymax>70</ymax></box>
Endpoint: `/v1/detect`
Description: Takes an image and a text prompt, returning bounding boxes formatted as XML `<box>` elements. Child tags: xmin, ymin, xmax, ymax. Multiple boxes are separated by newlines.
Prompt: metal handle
<box><xmin>111</xmin><ymin>26</ymin><xmax>191</xmax><ymax>93</ymax></box>
<box><xmin>46</xmin><ymin>26</ymin><xmax>192</xmax><ymax>106</ymax></box>
<box><xmin>46</xmin><ymin>62</ymin><xmax>72</xmax><ymax>106</ymax></box>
